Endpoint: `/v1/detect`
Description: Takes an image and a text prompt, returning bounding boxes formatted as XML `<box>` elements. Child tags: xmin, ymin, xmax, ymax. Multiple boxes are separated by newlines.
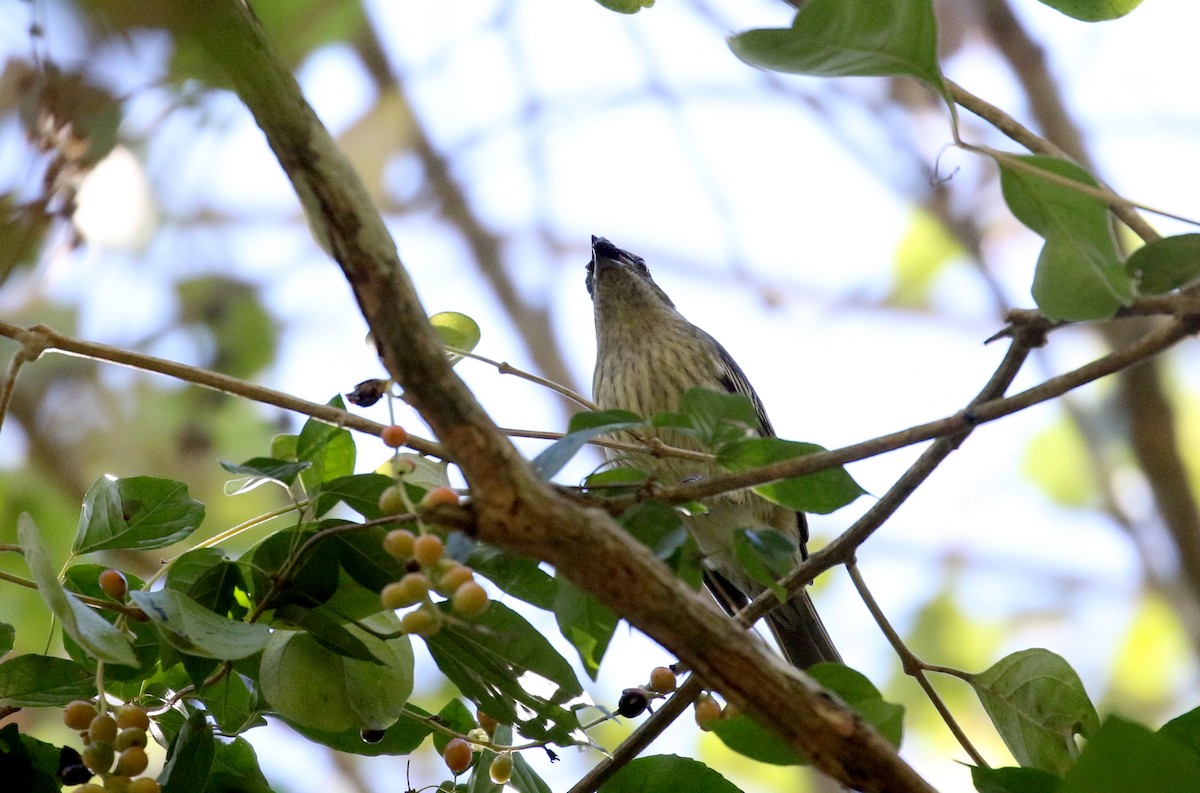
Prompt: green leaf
<box><xmin>510</xmin><ymin>750</ymin><xmax>553</xmax><ymax>793</ymax></box>
<box><xmin>810</xmin><ymin>663</ymin><xmax>904</xmax><ymax>748</ymax></box>
<box><xmin>0</xmin><ymin>723</ymin><xmax>60</xmax><ymax>793</ymax></box>
<box><xmin>195</xmin><ymin>670</ymin><xmax>259</xmax><ymax>735</ymax></box>
<box><xmin>1126</xmin><ymin>234</ymin><xmax>1200</xmax><ymax>295</ymax></box>
<box><xmin>74</xmin><ymin>476</ymin><xmax>205</xmax><ymax>553</ymax></box>
<box><xmin>1063</xmin><ymin>715</ymin><xmax>1200</xmax><ymax>791</ymax></box>
<box><xmin>730</xmin><ymin>0</ymin><xmax>945</xmax><ymax>95</ymax></box>
<box><xmin>0</xmin><ymin>622</ymin><xmax>13</xmax><ymax>655</ymax></box>
<box><xmin>719</xmin><ymin>438</ymin><xmax>866</xmax><ymax>514</ymax></box>
<box><xmin>998</xmin><ymin>155</ymin><xmax>1130</xmax><ymax>320</ymax></box>
<box><xmin>129</xmin><ymin>589</ymin><xmax>270</xmax><ymax>660</ymax></box>
<box><xmin>594</xmin><ymin>0</ymin><xmax>654</xmax><ymax>13</ymax></box>
<box><xmin>160</xmin><ymin>710</ymin><xmax>215</xmax><ymax>793</ymax></box>
<box><xmin>315</xmin><ymin>472</ymin><xmax>394</xmax><ymax>518</ymax></box>
<box><xmin>461</xmin><ymin>538</ymin><xmax>557</xmax><ymax>611</ymax></box>
<box><xmin>1034</xmin><ymin>0</ymin><xmax>1143</xmax><ymax>22</ymax></box>
<box><xmin>274</xmin><ymin>604</ymin><xmax>381</xmax><ymax>663</ymax></box>
<box><xmin>18</xmin><ymin>514</ymin><xmax>137</xmax><ymax>666</ymax></box>
<box><xmin>333</xmin><ymin>526</ymin><xmax>407</xmax><ymax>592</ymax></box>
<box><xmin>620</xmin><ymin>501</ymin><xmax>688</xmax><ymax>559</ymax></box>
<box><xmin>605</xmin><ymin>755</ymin><xmax>742</xmax><ymax>793</ymax></box>
<box><xmin>432</xmin><ymin>311</ymin><xmax>482</xmax><ymax>366</ymax></box>
<box><xmin>677</xmin><ymin>388</ymin><xmax>757</xmax><ymax>449</ymax></box>
<box><xmin>296</xmin><ymin>398</ymin><xmax>356</xmax><ymax>492</ymax></box>
<box><xmin>710</xmin><ymin>714</ymin><xmax>807</xmax><ymax>766</ymax></box>
<box><xmin>1160</xmin><ymin>705</ymin><xmax>1200</xmax><ymax>762</ymax></box>
<box><xmin>61</xmin><ymin>565</ymin><xmax>160</xmax><ymax>678</ymax></box>
<box><xmin>553</xmin><ymin>575</ymin><xmax>618</xmax><ymax>679</ymax></box>
<box><xmin>220</xmin><ymin>456</ymin><xmax>310</xmax><ymax>494</ymax></box>
<box><xmin>432</xmin><ymin>699</ymin><xmax>479</xmax><ymax>755</ymax></box>
<box><xmin>425</xmin><ymin>602</ymin><xmax>583</xmax><ymax>746</ymax></box>
<box><xmin>732</xmin><ymin>529</ymin><xmax>796</xmax><ymax>601</ymax></box>
<box><xmin>0</xmin><ymin>655</ymin><xmax>95</xmax><ymax>706</ymax></box>
<box><xmin>205</xmin><ymin>736</ymin><xmax>274</xmax><ymax>793</ymax></box>
<box><xmin>167</xmin><ymin>549</ymin><xmax>248</xmax><ymax>620</ymax></box>
<box><xmin>259</xmin><ymin>616</ymin><xmax>414</xmax><ymax>732</ymax></box>
<box><xmin>243</xmin><ymin>523</ymin><xmax>340</xmax><ymax>608</ymax></box>
<box><xmin>534</xmin><ymin>411</ymin><xmax>643</xmax><ymax>480</ymax></box>
<box><xmin>289</xmin><ymin>705</ymin><xmax>434</xmax><ymax>756</ymax></box>
<box><xmin>971</xmin><ymin>765</ymin><xmax>1064</xmax><ymax>793</ymax></box>
<box><xmin>965</xmin><ymin>649</ymin><xmax>1099</xmax><ymax>775</ymax></box>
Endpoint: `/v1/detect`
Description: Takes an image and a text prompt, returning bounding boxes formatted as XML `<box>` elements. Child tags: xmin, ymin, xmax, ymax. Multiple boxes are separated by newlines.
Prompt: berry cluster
<box><xmin>378</xmin><ymin>486</ymin><xmax>490</xmax><ymax>636</ymax></box>
<box><xmin>439</xmin><ymin>709</ymin><xmax>514</xmax><ymax>783</ymax></box>
<box><xmin>62</xmin><ymin>700</ymin><xmax>159</xmax><ymax>793</ymax></box>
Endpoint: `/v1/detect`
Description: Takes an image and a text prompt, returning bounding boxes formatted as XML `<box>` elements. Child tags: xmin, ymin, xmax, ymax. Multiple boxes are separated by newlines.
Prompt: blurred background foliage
<box><xmin>1</xmin><ymin>0</ymin><xmax>1198</xmax><ymax>790</ymax></box>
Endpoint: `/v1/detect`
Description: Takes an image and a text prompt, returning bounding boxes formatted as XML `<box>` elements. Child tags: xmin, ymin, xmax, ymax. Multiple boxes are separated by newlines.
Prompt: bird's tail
<box><xmin>766</xmin><ymin>589</ymin><xmax>841</xmax><ymax>669</ymax></box>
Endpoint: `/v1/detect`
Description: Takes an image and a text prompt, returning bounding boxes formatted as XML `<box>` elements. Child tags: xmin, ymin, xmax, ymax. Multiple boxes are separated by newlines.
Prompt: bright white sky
<box><xmin>5</xmin><ymin>0</ymin><xmax>1200</xmax><ymax>790</ymax></box>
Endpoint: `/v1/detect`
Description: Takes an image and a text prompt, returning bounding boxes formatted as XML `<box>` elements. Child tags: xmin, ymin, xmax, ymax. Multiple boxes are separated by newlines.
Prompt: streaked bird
<box><xmin>587</xmin><ymin>235</ymin><xmax>840</xmax><ymax>669</ymax></box>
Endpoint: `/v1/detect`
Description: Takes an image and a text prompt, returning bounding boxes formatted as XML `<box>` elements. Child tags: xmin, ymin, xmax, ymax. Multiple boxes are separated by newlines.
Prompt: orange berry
<box><xmin>63</xmin><ymin>700</ymin><xmax>97</xmax><ymax>731</ymax></box>
<box><xmin>452</xmin><ymin>581</ymin><xmax>489</xmax><ymax>618</ymax></box>
<box><xmin>477</xmin><ymin>710</ymin><xmax>499</xmax><ymax>737</ymax></box>
<box><xmin>419</xmin><ymin>486</ymin><xmax>459</xmax><ymax>510</ymax></box>
<box><xmin>381</xmin><ymin>574</ymin><xmax>429</xmax><ymax>611</ymax></box>
<box><xmin>694</xmin><ymin>695</ymin><xmax>722</xmax><ymax>731</ymax></box>
<box><xmin>412</xmin><ymin>534</ymin><xmax>445</xmax><ymax>566</ymax></box>
<box><xmin>115</xmin><ymin>705</ymin><xmax>150</xmax><ymax>731</ymax></box>
<box><xmin>436</xmin><ymin>564</ymin><xmax>474</xmax><ymax>595</ymax></box>
<box><xmin>649</xmin><ymin>666</ymin><xmax>677</xmax><ymax>694</ymax></box>
<box><xmin>98</xmin><ymin>569</ymin><xmax>128</xmax><ymax>600</ymax></box>
<box><xmin>443</xmin><ymin>737</ymin><xmax>473</xmax><ymax>774</ymax></box>
<box><xmin>381</xmin><ymin>424</ymin><xmax>408</xmax><ymax>449</ymax></box>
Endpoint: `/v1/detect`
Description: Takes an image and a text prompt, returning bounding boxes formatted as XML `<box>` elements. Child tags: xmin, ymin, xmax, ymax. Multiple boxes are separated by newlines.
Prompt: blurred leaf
<box><xmin>177</xmin><ymin>277</ymin><xmax>278</xmax><ymax>379</ymax></box>
<box><xmin>890</xmin><ymin>209</ymin><xmax>964</xmax><ymax>308</ymax></box>
<box><xmin>74</xmin><ymin>476</ymin><xmax>205</xmax><ymax>553</ymax></box>
<box><xmin>129</xmin><ymin>589</ymin><xmax>269</xmax><ymax>660</ymax></box>
<box><xmin>533</xmin><ymin>411</ymin><xmax>643</xmax><ymax>480</ymax></box>
<box><xmin>620</xmin><ymin>501</ymin><xmax>688</xmax><ymax>560</ymax></box>
<box><xmin>297</xmin><ymin>399</ymin><xmax>356</xmax><ymax>492</ymax></box>
<box><xmin>966</xmin><ymin>649</ymin><xmax>1098</xmax><ymax>775</ymax></box>
<box><xmin>0</xmin><ymin>723</ymin><xmax>59</xmax><ymax>793</ymax></box>
<box><xmin>18</xmin><ymin>514</ymin><xmax>137</xmax><ymax>666</ymax></box>
<box><xmin>160</xmin><ymin>710</ymin><xmax>215</xmax><ymax>793</ymax></box>
<box><xmin>220</xmin><ymin>457</ymin><xmax>310</xmax><ymax>495</ymax></box>
<box><xmin>0</xmin><ymin>655</ymin><xmax>95</xmax><ymax>706</ymax></box>
<box><xmin>1022</xmin><ymin>418</ymin><xmax>1093</xmax><ymax>507</ymax></box>
<box><xmin>1034</xmin><ymin>0</ymin><xmax>1143</xmax><ymax>22</ymax></box>
<box><xmin>998</xmin><ymin>156</ymin><xmax>1130</xmax><ymax>320</ymax></box>
<box><xmin>730</xmin><ymin>0</ymin><xmax>945</xmax><ymax>95</ymax></box>
<box><xmin>425</xmin><ymin>602</ymin><xmax>583</xmax><ymax>746</ymax></box>
<box><xmin>1160</xmin><ymin>705</ymin><xmax>1200</xmax><ymax>762</ymax></box>
<box><xmin>432</xmin><ymin>311</ymin><xmax>482</xmax><ymax>366</ymax></box>
<box><xmin>0</xmin><ymin>622</ymin><xmax>12</xmax><ymax>654</ymax></box>
<box><xmin>1062</xmin><ymin>716</ymin><xmax>1200</xmax><ymax>791</ymax></box>
<box><xmin>732</xmin><ymin>529</ymin><xmax>795</xmax><ymax>600</ymax></box>
<box><xmin>719</xmin><ymin>438</ymin><xmax>866</xmax><ymax>514</ymax></box>
<box><xmin>677</xmin><ymin>388</ymin><xmax>757</xmax><ymax>449</ymax></box>
<box><xmin>377</xmin><ymin>453</ymin><xmax>451</xmax><ymax>492</ymax></box>
<box><xmin>0</xmin><ymin>193</ymin><xmax>53</xmax><ymax>286</ymax></box>
<box><xmin>461</xmin><ymin>537</ymin><xmax>556</xmax><ymax>611</ymax></box>
<box><xmin>259</xmin><ymin>615</ymin><xmax>413</xmax><ymax>732</ymax></box>
<box><xmin>811</xmin><ymin>663</ymin><xmax>904</xmax><ymax>747</ymax></box>
<box><xmin>1126</xmin><ymin>233</ymin><xmax>1200</xmax><ymax>295</ymax></box>
<box><xmin>604</xmin><ymin>755</ymin><xmax>741</xmax><ymax>792</ymax></box>
<box><xmin>553</xmin><ymin>575</ymin><xmax>618</xmax><ymax>679</ymax></box>
<box><xmin>594</xmin><ymin>0</ymin><xmax>655</xmax><ymax>13</ymax></box>
<box><xmin>1111</xmin><ymin>594</ymin><xmax>1188</xmax><ymax>704</ymax></box>
<box><xmin>970</xmin><ymin>765</ymin><xmax>1063</xmax><ymax>793</ymax></box>
<box><xmin>710</xmin><ymin>714</ymin><xmax>806</xmax><ymax>766</ymax></box>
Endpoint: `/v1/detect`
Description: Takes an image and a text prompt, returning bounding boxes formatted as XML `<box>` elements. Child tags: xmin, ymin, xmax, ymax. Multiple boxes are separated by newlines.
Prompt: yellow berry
<box><xmin>381</xmin><ymin>574</ymin><xmax>430</xmax><ymax>611</ymax></box>
<box><xmin>452</xmin><ymin>581</ymin><xmax>489</xmax><ymax>618</ymax></box>
<box><xmin>382</xmin><ymin>529</ymin><xmax>416</xmax><ymax>560</ymax></box>
<box><xmin>443</xmin><ymin>737</ymin><xmax>473</xmax><ymax>774</ymax></box>
<box><xmin>115</xmin><ymin>705</ymin><xmax>150</xmax><ymax>731</ymax></box>
<box><xmin>401</xmin><ymin>607</ymin><xmax>442</xmax><ymax>637</ymax></box>
<box><xmin>89</xmin><ymin>713</ymin><xmax>118</xmax><ymax>745</ymax></box>
<box><xmin>381</xmin><ymin>424</ymin><xmax>408</xmax><ymax>449</ymax></box>
<box><xmin>412</xmin><ymin>534</ymin><xmax>444</xmax><ymax>566</ymax></box>
<box><xmin>104</xmin><ymin>774</ymin><xmax>131</xmax><ymax>791</ymax></box>
<box><xmin>64</xmin><ymin>700</ymin><xmax>97</xmax><ymax>731</ymax></box>
<box><xmin>114</xmin><ymin>746</ymin><xmax>149</xmax><ymax>776</ymax></box>
<box><xmin>75</xmin><ymin>786</ymin><xmax>105</xmax><ymax>793</ymax></box>
<box><xmin>127</xmin><ymin>779</ymin><xmax>161</xmax><ymax>793</ymax></box>
<box><xmin>489</xmin><ymin>752</ymin><xmax>514</xmax><ymax>784</ymax></box>
<box><xmin>649</xmin><ymin>666</ymin><xmax>677</xmax><ymax>694</ymax></box>
<box><xmin>378</xmin><ymin>485</ymin><xmax>407</xmax><ymax>517</ymax></box>
<box><xmin>436</xmin><ymin>564</ymin><xmax>474</xmax><ymax>595</ymax></box>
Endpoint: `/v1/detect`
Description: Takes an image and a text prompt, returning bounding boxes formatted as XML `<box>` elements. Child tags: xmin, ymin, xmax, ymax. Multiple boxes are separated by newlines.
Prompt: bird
<box><xmin>586</xmin><ymin>234</ymin><xmax>840</xmax><ymax>669</ymax></box>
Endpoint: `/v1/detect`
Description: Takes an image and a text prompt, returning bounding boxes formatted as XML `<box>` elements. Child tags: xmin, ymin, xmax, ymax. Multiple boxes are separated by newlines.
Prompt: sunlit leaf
<box><xmin>431</xmin><ymin>311</ymin><xmax>481</xmax><ymax>366</ymax></box>
<box><xmin>1035</xmin><ymin>0</ymin><xmax>1143</xmax><ymax>22</ymax></box>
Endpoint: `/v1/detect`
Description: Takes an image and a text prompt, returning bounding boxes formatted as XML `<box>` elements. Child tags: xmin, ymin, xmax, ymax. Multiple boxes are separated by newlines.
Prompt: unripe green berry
<box><xmin>115</xmin><ymin>727</ymin><xmax>149</xmax><ymax>751</ymax></box>
<box><xmin>382</xmin><ymin>529</ymin><xmax>416</xmax><ymax>560</ymax></box>
<box><xmin>400</xmin><ymin>607</ymin><xmax>441</xmax><ymax>637</ymax></box>
<box><xmin>378</xmin><ymin>485</ymin><xmax>407</xmax><ymax>517</ymax></box>
<box><xmin>489</xmin><ymin>752</ymin><xmax>514</xmax><ymax>785</ymax></box>
<box><xmin>81</xmin><ymin>742</ymin><xmax>114</xmax><ymax>774</ymax></box>
<box><xmin>127</xmin><ymin>779</ymin><xmax>161</xmax><ymax>793</ymax></box>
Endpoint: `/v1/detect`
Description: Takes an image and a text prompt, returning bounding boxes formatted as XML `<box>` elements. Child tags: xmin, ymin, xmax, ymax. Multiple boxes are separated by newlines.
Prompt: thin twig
<box><xmin>448</xmin><ymin>346</ymin><xmax>598</xmax><ymax>410</ymax></box>
<box><xmin>847</xmin><ymin>562</ymin><xmax>987</xmax><ymax>767</ymax></box>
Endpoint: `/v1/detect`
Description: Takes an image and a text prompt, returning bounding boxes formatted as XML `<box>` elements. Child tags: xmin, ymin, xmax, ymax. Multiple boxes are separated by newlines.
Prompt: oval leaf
<box><xmin>129</xmin><ymin>589</ymin><xmax>270</xmax><ymax>660</ymax></box>
<box><xmin>718</xmin><ymin>438</ymin><xmax>866</xmax><ymax>514</ymax></box>
<box><xmin>431</xmin><ymin>311</ymin><xmax>481</xmax><ymax>366</ymax></box>
<box><xmin>1126</xmin><ymin>234</ymin><xmax>1200</xmax><ymax>295</ymax></box>
<box><xmin>605</xmin><ymin>755</ymin><xmax>741</xmax><ymax>793</ymax></box>
<box><xmin>966</xmin><ymin>648</ymin><xmax>1099</xmax><ymax>775</ymax></box>
<box><xmin>1035</xmin><ymin>0</ymin><xmax>1143</xmax><ymax>22</ymax></box>
<box><xmin>0</xmin><ymin>655</ymin><xmax>96</xmax><ymax>707</ymax></box>
<box><xmin>74</xmin><ymin>476</ymin><xmax>205</xmax><ymax>553</ymax></box>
